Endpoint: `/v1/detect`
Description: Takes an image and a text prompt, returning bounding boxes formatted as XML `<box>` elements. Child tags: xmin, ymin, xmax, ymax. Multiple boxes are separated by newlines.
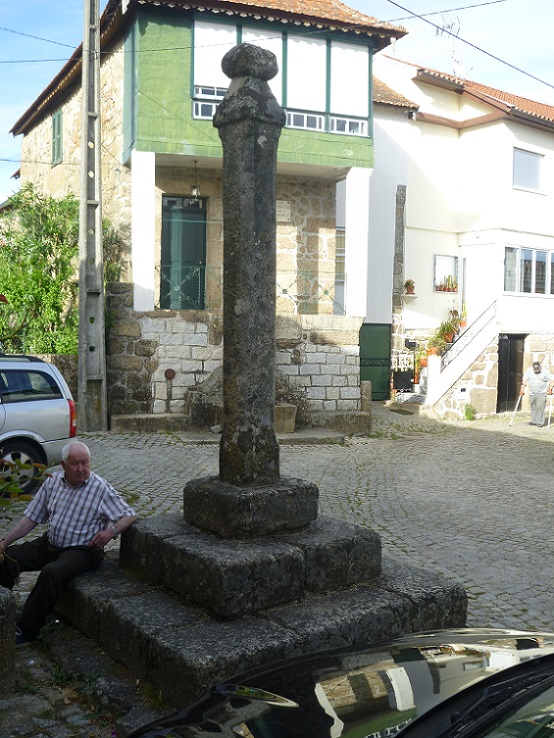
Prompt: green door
<box><xmin>360</xmin><ymin>323</ymin><xmax>391</xmax><ymax>401</ymax></box>
<box><xmin>161</xmin><ymin>196</ymin><xmax>207</xmax><ymax>309</ymax></box>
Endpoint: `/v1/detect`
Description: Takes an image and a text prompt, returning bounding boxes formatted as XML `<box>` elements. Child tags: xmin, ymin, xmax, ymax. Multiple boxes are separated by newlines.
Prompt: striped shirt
<box><xmin>24</xmin><ymin>471</ymin><xmax>136</xmax><ymax>548</ymax></box>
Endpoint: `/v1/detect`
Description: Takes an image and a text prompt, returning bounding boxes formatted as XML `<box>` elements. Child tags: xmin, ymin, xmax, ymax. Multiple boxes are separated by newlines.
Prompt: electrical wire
<box><xmin>0</xmin><ymin>0</ymin><xmax>552</xmax><ymax>96</ymax></box>
<box><xmin>1</xmin><ymin>0</ymin><xmax>554</xmax><ymax>174</ymax></box>
<box><xmin>378</xmin><ymin>0</ymin><xmax>554</xmax><ymax>91</ymax></box>
<box><xmin>385</xmin><ymin>0</ymin><xmax>511</xmax><ymax>22</ymax></box>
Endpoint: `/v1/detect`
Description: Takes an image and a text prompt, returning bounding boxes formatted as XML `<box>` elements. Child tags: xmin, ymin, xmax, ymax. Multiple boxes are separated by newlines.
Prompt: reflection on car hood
<box><xmin>129</xmin><ymin>628</ymin><xmax>554</xmax><ymax>738</ymax></box>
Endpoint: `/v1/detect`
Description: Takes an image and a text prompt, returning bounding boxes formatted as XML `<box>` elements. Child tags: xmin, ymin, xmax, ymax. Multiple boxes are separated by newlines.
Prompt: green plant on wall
<box><xmin>464</xmin><ymin>403</ymin><xmax>476</xmax><ymax>421</ymax></box>
<box><xmin>0</xmin><ymin>184</ymin><xmax>126</xmax><ymax>354</ymax></box>
<box><xmin>0</xmin><ymin>184</ymin><xmax>79</xmax><ymax>353</ymax></box>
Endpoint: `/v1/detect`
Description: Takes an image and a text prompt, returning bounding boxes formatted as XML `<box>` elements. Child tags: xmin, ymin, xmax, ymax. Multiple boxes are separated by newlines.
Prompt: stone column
<box><xmin>213</xmin><ymin>43</ymin><xmax>286</xmax><ymax>486</ymax></box>
<box><xmin>183</xmin><ymin>44</ymin><xmax>319</xmax><ymax>537</ymax></box>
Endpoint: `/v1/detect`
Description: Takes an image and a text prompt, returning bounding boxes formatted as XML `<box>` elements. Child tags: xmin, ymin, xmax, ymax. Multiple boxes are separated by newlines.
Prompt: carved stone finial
<box><xmin>221</xmin><ymin>43</ymin><xmax>278</xmax><ymax>82</ymax></box>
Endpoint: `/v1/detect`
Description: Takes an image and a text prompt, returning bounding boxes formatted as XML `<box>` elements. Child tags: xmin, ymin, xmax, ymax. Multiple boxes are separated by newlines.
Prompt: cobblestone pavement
<box><xmin>2</xmin><ymin>401</ymin><xmax>554</xmax><ymax>736</ymax></box>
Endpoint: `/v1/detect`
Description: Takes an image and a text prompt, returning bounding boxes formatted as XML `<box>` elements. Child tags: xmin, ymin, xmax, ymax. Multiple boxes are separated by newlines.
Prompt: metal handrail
<box><xmin>441</xmin><ymin>301</ymin><xmax>497</xmax><ymax>370</ymax></box>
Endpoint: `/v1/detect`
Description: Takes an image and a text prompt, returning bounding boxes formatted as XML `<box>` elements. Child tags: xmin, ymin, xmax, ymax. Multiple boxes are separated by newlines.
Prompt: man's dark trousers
<box><xmin>0</xmin><ymin>533</ymin><xmax>103</xmax><ymax>640</ymax></box>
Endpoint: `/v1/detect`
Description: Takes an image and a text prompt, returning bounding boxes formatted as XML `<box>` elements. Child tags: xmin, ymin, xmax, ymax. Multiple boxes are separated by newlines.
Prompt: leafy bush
<box><xmin>0</xmin><ymin>458</ymin><xmax>49</xmax><ymax>510</ymax></box>
<box><xmin>0</xmin><ymin>184</ymin><xmax>126</xmax><ymax>354</ymax></box>
<box><xmin>0</xmin><ymin>184</ymin><xmax>79</xmax><ymax>353</ymax></box>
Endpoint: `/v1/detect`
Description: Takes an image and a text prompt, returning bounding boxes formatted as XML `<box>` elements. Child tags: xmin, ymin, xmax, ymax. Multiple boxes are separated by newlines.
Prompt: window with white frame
<box><xmin>191</xmin><ymin>20</ymin><xmax>371</xmax><ymax>138</ymax></box>
<box><xmin>286</xmin><ymin>111</ymin><xmax>324</xmax><ymax>131</ymax></box>
<box><xmin>51</xmin><ymin>109</ymin><xmax>63</xmax><ymax>166</ymax></box>
<box><xmin>504</xmin><ymin>245</ymin><xmax>554</xmax><ymax>294</ymax></box>
<box><xmin>513</xmin><ymin>148</ymin><xmax>543</xmax><ymax>191</ymax></box>
<box><xmin>434</xmin><ymin>255</ymin><xmax>458</xmax><ymax>292</ymax></box>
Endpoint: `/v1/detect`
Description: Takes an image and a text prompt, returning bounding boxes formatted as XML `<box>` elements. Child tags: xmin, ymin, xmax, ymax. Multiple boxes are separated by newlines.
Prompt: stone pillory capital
<box><xmin>214</xmin><ymin>43</ymin><xmax>286</xmax><ymax>129</ymax></box>
<box><xmin>221</xmin><ymin>43</ymin><xmax>278</xmax><ymax>81</ymax></box>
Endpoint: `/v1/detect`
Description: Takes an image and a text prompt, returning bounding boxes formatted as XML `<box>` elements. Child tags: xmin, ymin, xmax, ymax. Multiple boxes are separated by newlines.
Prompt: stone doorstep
<box><xmin>216</xmin><ymin>403</ymin><xmax>297</xmax><ymax>433</ymax></box>
<box><xmin>54</xmin><ymin>556</ymin><xmax>467</xmax><ymax>710</ymax></box>
<box><xmin>310</xmin><ymin>410</ymin><xmax>371</xmax><ymax>434</ymax></box>
<box><xmin>119</xmin><ymin>514</ymin><xmax>382</xmax><ymax>619</ymax></box>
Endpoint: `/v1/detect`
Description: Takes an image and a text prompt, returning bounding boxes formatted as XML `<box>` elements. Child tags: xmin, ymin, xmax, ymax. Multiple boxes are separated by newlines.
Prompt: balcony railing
<box><xmin>192</xmin><ymin>89</ymin><xmax>369</xmax><ymax>137</ymax></box>
<box><xmin>158</xmin><ymin>265</ymin><xmax>346</xmax><ymax>315</ymax></box>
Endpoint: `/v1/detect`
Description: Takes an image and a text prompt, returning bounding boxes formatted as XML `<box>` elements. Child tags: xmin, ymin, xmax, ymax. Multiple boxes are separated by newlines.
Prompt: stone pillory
<box><xmin>213</xmin><ymin>44</ymin><xmax>286</xmax><ymax>488</ymax></box>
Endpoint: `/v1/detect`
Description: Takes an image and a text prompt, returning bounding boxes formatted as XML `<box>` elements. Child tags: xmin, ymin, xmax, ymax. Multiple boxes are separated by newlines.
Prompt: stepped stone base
<box><xmin>119</xmin><ymin>515</ymin><xmax>382</xmax><ymax>618</ymax></box>
<box><xmin>55</xmin><ymin>555</ymin><xmax>467</xmax><ymax>710</ymax></box>
<box><xmin>183</xmin><ymin>476</ymin><xmax>319</xmax><ymax>538</ymax></box>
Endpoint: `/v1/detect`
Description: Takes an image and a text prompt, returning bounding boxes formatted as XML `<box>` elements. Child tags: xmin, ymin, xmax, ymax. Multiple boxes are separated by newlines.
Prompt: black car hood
<box><xmin>129</xmin><ymin>628</ymin><xmax>554</xmax><ymax>738</ymax></box>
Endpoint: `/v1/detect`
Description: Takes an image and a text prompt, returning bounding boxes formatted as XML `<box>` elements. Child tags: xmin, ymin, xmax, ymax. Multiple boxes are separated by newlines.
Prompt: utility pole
<box><xmin>78</xmin><ymin>0</ymin><xmax>107</xmax><ymax>431</ymax></box>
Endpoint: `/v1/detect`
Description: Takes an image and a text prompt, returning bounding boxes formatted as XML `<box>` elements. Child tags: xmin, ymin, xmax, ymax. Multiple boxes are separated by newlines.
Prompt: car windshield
<box><xmin>470</xmin><ymin>682</ymin><xmax>554</xmax><ymax>737</ymax></box>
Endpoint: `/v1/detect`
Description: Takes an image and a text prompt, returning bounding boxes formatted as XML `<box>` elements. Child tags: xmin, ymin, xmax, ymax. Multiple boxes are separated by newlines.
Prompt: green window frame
<box><xmin>52</xmin><ymin>110</ymin><xmax>63</xmax><ymax>166</ymax></box>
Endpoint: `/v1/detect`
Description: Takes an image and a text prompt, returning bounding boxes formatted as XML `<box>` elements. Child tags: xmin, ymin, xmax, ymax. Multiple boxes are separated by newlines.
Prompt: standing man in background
<box><xmin>520</xmin><ymin>361</ymin><xmax>554</xmax><ymax>427</ymax></box>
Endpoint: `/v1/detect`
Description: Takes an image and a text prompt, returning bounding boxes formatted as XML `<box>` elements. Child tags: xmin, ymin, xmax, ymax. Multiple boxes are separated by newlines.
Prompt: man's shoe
<box><xmin>15</xmin><ymin>626</ymin><xmax>29</xmax><ymax>647</ymax></box>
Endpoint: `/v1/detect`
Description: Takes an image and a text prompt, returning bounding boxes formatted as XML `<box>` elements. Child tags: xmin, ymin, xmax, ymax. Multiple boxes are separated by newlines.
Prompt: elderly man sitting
<box><xmin>0</xmin><ymin>440</ymin><xmax>136</xmax><ymax>645</ymax></box>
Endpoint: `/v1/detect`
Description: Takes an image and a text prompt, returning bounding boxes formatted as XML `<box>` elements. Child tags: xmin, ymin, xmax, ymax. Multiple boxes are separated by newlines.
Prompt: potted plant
<box><xmin>415</xmin><ymin>346</ymin><xmax>427</xmax><ymax>369</ymax></box>
<box><xmin>448</xmin><ymin>308</ymin><xmax>461</xmax><ymax>333</ymax></box>
<box><xmin>438</xmin><ymin>319</ymin><xmax>456</xmax><ymax>343</ymax></box>
<box><xmin>427</xmin><ymin>334</ymin><xmax>447</xmax><ymax>355</ymax></box>
<box><xmin>460</xmin><ymin>303</ymin><xmax>468</xmax><ymax>328</ymax></box>
<box><xmin>404</xmin><ymin>278</ymin><xmax>415</xmax><ymax>295</ymax></box>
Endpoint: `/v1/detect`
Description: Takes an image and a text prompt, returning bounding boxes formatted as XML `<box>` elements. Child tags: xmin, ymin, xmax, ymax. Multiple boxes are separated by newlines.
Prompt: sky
<box><xmin>1</xmin><ymin>0</ymin><xmax>554</xmax><ymax>204</ymax></box>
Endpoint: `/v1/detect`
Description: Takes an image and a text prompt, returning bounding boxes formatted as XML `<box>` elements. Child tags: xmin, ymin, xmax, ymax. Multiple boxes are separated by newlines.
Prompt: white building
<box><xmin>366</xmin><ymin>54</ymin><xmax>554</xmax><ymax>418</ymax></box>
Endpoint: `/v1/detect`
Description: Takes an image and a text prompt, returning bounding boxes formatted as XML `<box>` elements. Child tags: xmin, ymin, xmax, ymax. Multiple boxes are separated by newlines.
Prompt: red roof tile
<box><xmin>138</xmin><ymin>0</ymin><xmax>406</xmax><ymax>41</ymax></box>
<box><xmin>414</xmin><ymin>64</ymin><xmax>554</xmax><ymax>125</ymax></box>
<box><xmin>373</xmin><ymin>77</ymin><xmax>417</xmax><ymax>109</ymax></box>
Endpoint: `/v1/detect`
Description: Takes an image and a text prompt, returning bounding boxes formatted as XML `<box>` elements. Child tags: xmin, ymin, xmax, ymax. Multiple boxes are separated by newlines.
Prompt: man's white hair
<box><xmin>61</xmin><ymin>441</ymin><xmax>91</xmax><ymax>462</ymax></box>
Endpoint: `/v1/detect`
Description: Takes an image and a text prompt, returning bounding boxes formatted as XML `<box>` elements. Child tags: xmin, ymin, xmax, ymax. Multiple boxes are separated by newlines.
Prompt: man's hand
<box><xmin>89</xmin><ymin>529</ymin><xmax>115</xmax><ymax>550</ymax></box>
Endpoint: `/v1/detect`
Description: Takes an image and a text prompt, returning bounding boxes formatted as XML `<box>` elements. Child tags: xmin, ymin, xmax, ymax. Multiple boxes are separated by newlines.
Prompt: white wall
<box><xmin>344</xmin><ymin>167</ymin><xmax>371</xmax><ymax>317</ymax></box>
<box><xmin>367</xmin><ymin>107</ymin><xmax>408</xmax><ymax>324</ymax></box>
<box><xmin>131</xmin><ymin>150</ymin><xmax>156</xmax><ymax>311</ymax></box>
<box><xmin>373</xmin><ymin>54</ymin><xmax>554</xmax><ymax>338</ymax></box>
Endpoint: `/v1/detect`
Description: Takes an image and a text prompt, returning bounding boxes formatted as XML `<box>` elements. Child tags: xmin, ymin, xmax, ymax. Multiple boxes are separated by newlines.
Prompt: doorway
<box><xmin>497</xmin><ymin>334</ymin><xmax>526</xmax><ymax>413</ymax></box>
<box><xmin>161</xmin><ymin>195</ymin><xmax>207</xmax><ymax>309</ymax></box>
<box><xmin>359</xmin><ymin>323</ymin><xmax>391</xmax><ymax>400</ymax></box>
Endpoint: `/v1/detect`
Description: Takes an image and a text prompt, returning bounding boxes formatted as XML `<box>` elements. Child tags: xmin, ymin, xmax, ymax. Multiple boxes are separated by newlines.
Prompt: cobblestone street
<box><xmin>2</xmin><ymin>401</ymin><xmax>554</xmax><ymax>736</ymax></box>
<box><xmin>75</xmin><ymin>402</ymin><xmax>554</xmax><ymax>631</ymax></box>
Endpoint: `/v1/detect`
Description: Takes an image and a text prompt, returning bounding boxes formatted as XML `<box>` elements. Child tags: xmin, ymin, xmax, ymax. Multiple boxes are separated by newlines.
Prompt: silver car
<box><xmin>0</xmin><ymin>355</ymin><xmax>76</xmax><ymax>492</ymax></box>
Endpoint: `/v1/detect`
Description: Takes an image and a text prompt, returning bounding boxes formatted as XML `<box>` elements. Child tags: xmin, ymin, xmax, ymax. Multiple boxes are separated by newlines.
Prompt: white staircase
<box><xmin>424</xmin><ymin>302</ymin><xmax>498</xmax><ymax>408</ymax></box>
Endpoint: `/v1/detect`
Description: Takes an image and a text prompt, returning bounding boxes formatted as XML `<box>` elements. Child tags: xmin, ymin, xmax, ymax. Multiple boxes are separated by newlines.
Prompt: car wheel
<box><xmin>0</xmin><ymin>441</ymin><xmax>45</xmax><ymax>496</ymax></box>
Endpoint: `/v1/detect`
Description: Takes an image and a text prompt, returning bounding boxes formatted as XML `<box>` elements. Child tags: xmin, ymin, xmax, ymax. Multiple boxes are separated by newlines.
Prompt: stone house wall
<box><xmin>429</xmin><ymin>339</ymin><xmax>499</xmax><ymax>420</ymax></box>
<box><xmin>424</xmin><ymin>333</ymin><xmax>554</xmax><ymax>420</ymax></box>
<box><xmin>19</xmin><ymin>36</ymin><xmax>358</xmax><ymax>426</ymax></box>
<box><xmin>18</xmin><ymin>39</ymin><xmax>133</xmax><ymax>276</ymax></box>
<box><xmin>106</xmin><ymin>283</ymin><xmax>362</xmax><ymax>420</ymax></box>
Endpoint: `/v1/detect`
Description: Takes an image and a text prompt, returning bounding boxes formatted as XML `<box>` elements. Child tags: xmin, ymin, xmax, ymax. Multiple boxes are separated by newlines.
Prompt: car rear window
<box><xmin>0</xmin><ymin>370</ymin><xmax>63</xmax><ymax>403</ymax></box>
